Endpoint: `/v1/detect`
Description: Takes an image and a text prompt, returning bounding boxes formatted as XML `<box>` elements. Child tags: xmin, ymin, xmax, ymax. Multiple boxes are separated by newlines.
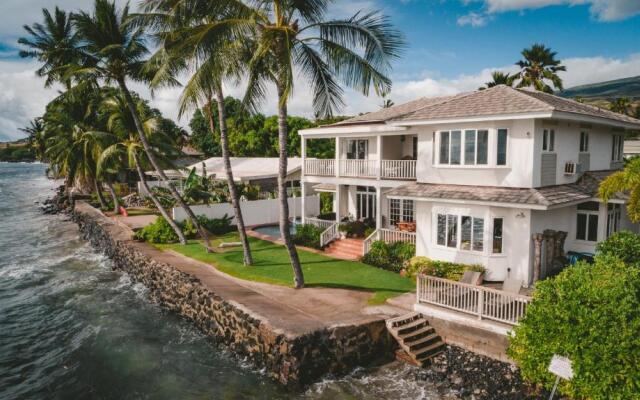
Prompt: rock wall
<box><xmin>73</xmin><ymin>203</ymin><xmax>394</xmax><ymax>386</ymax></box>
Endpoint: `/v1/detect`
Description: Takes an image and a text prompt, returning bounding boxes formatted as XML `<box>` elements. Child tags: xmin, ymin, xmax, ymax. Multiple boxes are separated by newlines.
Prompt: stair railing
<box><xmin>319</xmin><ymin>222</ymin><xmax>339</xmax><ymax>247</ymax></box>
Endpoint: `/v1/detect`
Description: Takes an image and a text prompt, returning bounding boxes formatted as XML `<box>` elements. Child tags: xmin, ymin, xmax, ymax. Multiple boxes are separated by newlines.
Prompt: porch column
<box><xmin>301</xmin><ymin>135</ymin><xmax>306</xmax><ymax>178</ymax></box>
<box><xmin>335</xmin><ymin>137</ymin><xmax>340</xmax><ymax>178</ymax></box>
<box><xmin>335</xmin><ymin>184</ymin><xmax>341</xmax><ymax>223</ymax></box>
<box><xmin>376</xmin><ymin>135</ymin><xmax>382</xmax><ymax>180</ymax></box>
<box><xmin>375</xmin><ymin>186</ymin><xmax>382</xmax><ymax>229</ymax></box>
<box><xmin>301</xmin><ymin>181</ymin><xmax>306</xmax><ymax>224</ymax></box>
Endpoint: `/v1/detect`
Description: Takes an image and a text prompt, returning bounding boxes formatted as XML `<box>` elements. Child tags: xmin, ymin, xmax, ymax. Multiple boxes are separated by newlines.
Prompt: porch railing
<box><xmin>304</xmin><ymin>159</ymin><xmax>334</xmax><ymax>176</ymax></box>
<box><xmin>305</xmin><ymin>217</ymin><xmax>335</xmax><ymax>229</ymax></box>
<box><xmin>319</xmin><ymin>222</ymin><xmax>340</xmax><ymax>247</ymax></box>
<box><xmin>363</xmin><ymin>228</ymin><xmax>417</xmax><ymax>255</ymax></box>
<box><xmin>339</xmin><ymin>159</ymin><xmax>378</xmax><ymax>178</ymax></box>
<box><xmin>381</xmin><ymin>160</ymin><xmax>417</xmax><ymax>180</ymax></box>
<box><xmin>417</xmin><ymin>275</ymin><xmax>532</xmax><ymax>325</ymax></box>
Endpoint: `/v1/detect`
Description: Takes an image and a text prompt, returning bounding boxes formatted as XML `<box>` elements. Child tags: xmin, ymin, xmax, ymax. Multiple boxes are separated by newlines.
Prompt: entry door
<box><xmin>356</xmin><ymin>186</ymin><xmax>376</xmax><ymax>220</ymax></box>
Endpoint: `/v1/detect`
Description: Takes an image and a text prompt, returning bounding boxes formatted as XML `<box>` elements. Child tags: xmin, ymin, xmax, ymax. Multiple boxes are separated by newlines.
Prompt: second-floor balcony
<box><xmin>305</xmin><ymin>158</ymin><xmax>417</xmax><ymax>180</ymax></box>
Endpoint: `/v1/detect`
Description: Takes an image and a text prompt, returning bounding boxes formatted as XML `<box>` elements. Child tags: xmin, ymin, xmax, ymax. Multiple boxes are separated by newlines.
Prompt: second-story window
<box><xmin>497</xmin><ymin>129</ymin><xmax>508</xmax><ymax>165</ymax></box>
<box><xmin>543</xmin><ymin>129</ymin><xmax>555</xmax><ymax>152</ymax></box>
<box><xmin>579</xmin><ymin>131</ymin><xmax>589</xmax><ymax>152</ymax></box>
<box><xmin>439</xmin><ymin>131</ymin><xmax>461</xmax><ymax>165</ymax></box>
<box><xmin>463</xmin><ymin>129</ymin><xmax>488</xmax><ymax>165</ymax></box>
<box><xmin>347</xmin><ymin>139</ymin><xmax>368</xmax><ymax>160</ymax></box>
<box><xmin>576</xmin><ymin>201</ymin><xmax>599</xmax><ymax>242</ymax></box>
<box><xmin>611</xmin><ymin>135</ymin><xmax>623</xmax><ymax>162</ymax></box>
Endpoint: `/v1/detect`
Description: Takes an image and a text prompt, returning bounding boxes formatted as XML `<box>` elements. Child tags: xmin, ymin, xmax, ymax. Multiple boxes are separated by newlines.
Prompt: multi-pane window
<box><xmin>496</xmin><ymin>129</ymin><xmax>508</xmax><ymax>165</ymax></box>
<box><xmin>611</xmin><ymin>135</ymin><xmax>623</xmax><ymax>162</ymax></box>
<box><xmin>579</xmin><ymin>131</ymin><xmax>589</xmax><ymax>152</ymax></box>
<box><xmin>389</xmin><ymin>199</ymin><xmax>415</xmax><ymax>226</ymax></box>
<box><xmin>440</xmin><ymin>129</ymin><xmax>489</xmax><ymax>165</ymax></box>
<box><xmin>543</xmin><ymin>129</ymin><xmax>555</xmax><ymax>151</ymax></box>
<box><xmin>492</xmin><ymin>218</ymin><xmax>503</xmax><ymax>254</ymax></box>
<box><xmin>347</xmin><ymin>139</ymin><xmax>368</xmax><ymax>160</ymax></box>
<box><xmin>437</xmin><ymin>214</ymin><xmax>484</xmax><ymax>251</ymax></box>
<box><xmin>576</xmin><ymin>201</ymin><xmax>599</xmax><ymax>242</ymax></box>
<box><xmin>606</xmin><ymin>203</ymin><xmax>622</xmax><ymax>238</ymax></box>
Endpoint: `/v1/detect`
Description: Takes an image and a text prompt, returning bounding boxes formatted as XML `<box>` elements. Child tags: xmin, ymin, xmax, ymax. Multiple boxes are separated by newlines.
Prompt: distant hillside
<box><xmin>0</xmin><ymin>139</ymin><xmax>35</xmax><ymax>162</ymax></box>
<box><xmin>559</xmin><ymin>76</ymin><xmax>640</xmax><ymax>100</ymax></box>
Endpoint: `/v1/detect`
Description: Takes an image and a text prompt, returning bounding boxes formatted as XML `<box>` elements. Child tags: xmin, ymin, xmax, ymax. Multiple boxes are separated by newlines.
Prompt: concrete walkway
<box><xmin>97</xmin><ymin>208</ymin><xmax>410</xmax><ymax>337</ymax></box>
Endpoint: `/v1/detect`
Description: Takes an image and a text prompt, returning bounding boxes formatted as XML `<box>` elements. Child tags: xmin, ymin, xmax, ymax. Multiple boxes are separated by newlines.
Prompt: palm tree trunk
<box><xmin>210</xmin><ymin>89</ymin><xmax>253</xmax><ymax>266</ymax></box>
<box><xmin>276</xmin><ymin>84</ymin><xmax>304</xmax><ymax>289</ymax></box>
<box><xmin>116</xmin><ymin>77</ymin><xmax>212</xmax><ymax>251</ymax></box>
<box><xmin>94</xmin><ymin>179</ymin><xmax>108</xmax><ymax>210</ymax></box>
<box><xmin>133</xmin><ymin>152</ymin><xmax>187</xmax><ymax>245</ymax></box>
<box><xmin>105</xmin><ymin>178</ymin><xmax>119</xmax><ymax>214</ymax></box>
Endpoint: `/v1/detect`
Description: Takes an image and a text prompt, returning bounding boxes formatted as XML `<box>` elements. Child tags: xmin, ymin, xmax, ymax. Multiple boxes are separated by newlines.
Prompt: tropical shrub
<box><xmin>197</xmin><ymin>214</ymin><xmax>235</xmax><ymax>235</ymax></box>
<box><xmin>293</xmin><ymin>223</ymin><xmax>323</xmax><ymax>249</ymax></box>
<box><xmin>317</xmin><ymin>212</ymin><xmax>336</xmax><ymax>221</ymax></box>
<box><xmin>596</xmin><ymin>230</ymin><xmax>640</xmax><ymax>266</ymax></box>
<box><xmin>362</xmin><ymin>240</ymin><xmax>416</xmax><ymax>272</ymax></box>
<box><xmin>508</xmin><ymin>257</ymin><xmax>640</xmax><ymax>399</ymax></box>
<box><xmin>338</xmin><ymin>218</ymin><xmax>375</xmax><ymax>238</ymax></box>
<box><xmin>134</xmin><ymin>216</ymin><xmax>180</xmax><ymax>243</ymax></box>
<box><xmin>405</xmin><ymin>256</ymin><xmax>485</xmax><ymax>280</ymax></box>
<box><xmin>143</xmin><ymin>187</ymin><xmax>176</xmax><ymax>209</ymax></box>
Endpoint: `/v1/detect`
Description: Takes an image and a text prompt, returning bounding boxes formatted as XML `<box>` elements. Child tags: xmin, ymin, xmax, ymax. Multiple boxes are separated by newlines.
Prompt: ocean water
<box><xmin>0</xmin><ymin>163</ymin><xmax>443</xmax><ymax>400</ymax></box>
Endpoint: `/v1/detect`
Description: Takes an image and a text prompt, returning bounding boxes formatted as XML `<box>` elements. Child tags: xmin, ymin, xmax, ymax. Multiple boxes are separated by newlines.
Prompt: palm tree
<box><xmin>479</xmin><ymin>71</ymin><xmax>515</xmax><ymax>90</ymax></box>
<box><xmin>381</xmin><ymin>97</ymin><xmax>394</xmax><ymax>108</ymax></box>
<box><xmin>515</xmin><ymin>44</ymin><xmax>566</xmax><ymax>93</ymax></box>
<box><xmin>140</xmin><ymin>0</ymin><xmax>254</xmax><ymax>265</ymax></box>
<box><xmin>99</xmin><ymin>93</ymin><xmax>188</xmax><ymax>243</ymax></box>
<box><xmin>610</xmin><ymin>97</ymin><xmax>632</xmax><ymax>115</ymax></box>
<box><xmin>599</xmin><ymin>158</ymin><xmax>640</xmax><ymax>222</ymax></box>
<box><xmin>20</xmin><ymin>118</ymin><xmax>46</xmax><ymax>160</ymax></box>
<box><xmin>18</xmin><ymin>7</ymin><xmax>80</xmax><ymax>88</ymax></box>
<box><xmin>72</xmin><ymin>0</ymin><xmax>211</xmax><ymax>249</ymax></box>
<box><xmin>241</xmin><ymin>1</ymin><xmax>405</xmax><ymax>288</ymax></box>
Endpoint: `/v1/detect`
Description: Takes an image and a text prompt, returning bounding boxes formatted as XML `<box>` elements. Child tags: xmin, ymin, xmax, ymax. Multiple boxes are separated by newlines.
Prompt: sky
<box><xmin>1</xmin><ymin>0</ymin><xmax>640</xmax><ymax>141</ymax></box>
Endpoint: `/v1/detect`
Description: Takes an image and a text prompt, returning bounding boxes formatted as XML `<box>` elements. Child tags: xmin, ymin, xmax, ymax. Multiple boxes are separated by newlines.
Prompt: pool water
<box><xmin>253</xmin><ymin>224</ymin><xmax>296</xmax><ymax>238</ymax></box>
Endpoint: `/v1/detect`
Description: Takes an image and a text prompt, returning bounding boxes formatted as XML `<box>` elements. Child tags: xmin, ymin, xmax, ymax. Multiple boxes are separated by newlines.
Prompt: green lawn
<box><xmin>156</xmin><ymin>233</ymin><xmax>415</xmax><ymax>304</ymax></box>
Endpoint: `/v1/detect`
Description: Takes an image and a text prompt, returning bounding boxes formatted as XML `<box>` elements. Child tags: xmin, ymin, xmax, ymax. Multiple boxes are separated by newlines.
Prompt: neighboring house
<box><xmin>624</xmin><ymin>140</ymin><xmax>640</xmax><ymax>158</ymax></box>
<box><xmin>299</xmin><ymin>85</ymin><xmax>640</xmax><ymax>286</ymax></box>
<box><xmin>190</xmin><ymin>157</ymin><xmax>303</xmax><ymax>192</ymax></box>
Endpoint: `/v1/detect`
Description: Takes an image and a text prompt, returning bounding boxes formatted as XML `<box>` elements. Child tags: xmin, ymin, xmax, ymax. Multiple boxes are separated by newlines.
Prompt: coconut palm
<box><xmin>139</xmin><ymin>0</ymin><xmax>254</xmax><ymax>265</ymax></box>
<box><xmin>381</xmin><ymin>97</ymin><xmax>394</xmax><ymax>108</ymax></box>
<box><xmin>20</xmin><ymin>118</ymin><xmax>46</xmax><ymax>160</ymax></box>
<box><xmin>610</xmin><ymin>97</ymin><xmax>632</xmax><ymax>115</ymax></box>
<box><xmin>99</xmin><ymin>93</ymin><xmax>188</xmax><ymax>243</ymax></box>
<box><xmin>240</xmin><ymin>0</ymin><xmax>405</xmax><ymax>288</ymax></box>
<box><xmin>479</xmin><ymin>71</ymin><xmax>515</xmax><ymax>90</ymax></box>
<box><xmin>18</xmin><ymin>7</ymin><xmax>80</xmax><ymax>88</ymax></box>
<box><xmin>600</xmin><ymin>157</ymin><xmax>640</xmax><ymax>222</ymax></box>
<box><xmin>515</xmin><ymin>44</ymin><xmax>566</xmax><ymax>93</ymax></box>
<box><xmin>72</xmin><ymin>0</ymin><xmax>211</xmax><ymax>249</ymax></box>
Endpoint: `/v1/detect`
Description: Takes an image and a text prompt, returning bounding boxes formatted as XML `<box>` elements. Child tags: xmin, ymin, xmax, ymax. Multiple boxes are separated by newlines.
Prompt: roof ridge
<box><xmin>509</xmin><ymin>86</ymin><xmax>556</xmax><ymax>110</ymax></box>
<box><xmin>390</xmin><ymin>90</ymin><xmax>481</xmax><ymax>121</ymax></box>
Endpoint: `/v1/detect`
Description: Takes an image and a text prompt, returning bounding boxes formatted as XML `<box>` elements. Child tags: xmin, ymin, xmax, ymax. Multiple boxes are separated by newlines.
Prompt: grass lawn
<box><xmin>156</xmin><ymin>233</ymin><xmax>415</xmax><ymax>304</ymax></box>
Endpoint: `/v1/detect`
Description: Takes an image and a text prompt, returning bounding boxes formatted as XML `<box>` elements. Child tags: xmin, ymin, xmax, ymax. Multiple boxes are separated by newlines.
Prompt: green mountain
<box><xmin>559</xmin><ymin>76</ymin><xmax>640</xmax><ymax>100</ymax></box>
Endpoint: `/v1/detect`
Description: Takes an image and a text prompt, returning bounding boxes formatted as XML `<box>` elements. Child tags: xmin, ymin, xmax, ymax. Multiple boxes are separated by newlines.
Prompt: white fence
<box><xmin>417</xmin><ymin>275</ymin><xmax>531</xmax><ymax>325</ymax></box>
<box><xmin>173</xmin><ymin>195</ymin><xmax>320</xmax><ymax>226</ymax></box>
<box><xmin>363</xmin><ymin>228</ymin><xmax>417</xmax><ymax>255</ymax></box>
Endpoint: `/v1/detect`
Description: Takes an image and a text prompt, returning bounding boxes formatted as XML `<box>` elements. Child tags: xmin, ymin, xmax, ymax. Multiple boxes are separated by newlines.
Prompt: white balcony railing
<box><xmin>381</xmin><ymin>160</ymin><xmax>416</xmax><ymax>180</ymax></box>
<box><xmin>417</xmin><ymin>275</ymin><xmax>532</xmax><ymax>325</ymax></box>
<box><xmin>363</xmin><ymin>228</ymin><xmax>416</xmax><ymax>255</ymax></box>
<box><xmin>304</xmin><ymin>159</ymin><xmax>334</xmax><ymax>176</ymax></box>
<box><xmin>305</xmin><ymin>217</ymin><xmax>335</xmax><ymax>230</ymax></box>
<box><xmin>339</xmin><ymin>159</ymin><xmax>378</xmax><ymax>178</ymax></box>
<box><xmin>305</xmin><ymin>159</ymin><xmax>416</xmax><ymax>180</ymax></box>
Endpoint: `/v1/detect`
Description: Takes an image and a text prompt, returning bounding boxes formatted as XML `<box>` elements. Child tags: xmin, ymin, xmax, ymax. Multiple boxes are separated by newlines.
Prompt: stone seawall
<box><xmin>72</xmin><ymin>202</ymin><xmax>394</xmax><ymax>386</ymax></box>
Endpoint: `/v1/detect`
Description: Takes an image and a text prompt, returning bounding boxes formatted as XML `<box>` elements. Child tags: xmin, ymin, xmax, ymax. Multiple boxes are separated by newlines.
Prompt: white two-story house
<box><xmin>299</xmin><ymin>85</ymin><xmax>640</xmax><ymax>286</ymax></box>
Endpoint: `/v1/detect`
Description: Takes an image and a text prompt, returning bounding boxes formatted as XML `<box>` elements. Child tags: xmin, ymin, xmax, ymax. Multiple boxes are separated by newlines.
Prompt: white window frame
<box><xmin>436</xmin><ymin>128</ymin><xmax>506</xmax><ymax>168</ymax></box>
<box><xmin>389</xmin><ymin>199</ymin><xmax>415</xmax><ymax>226</ymax></box>
<box><xmin>579</xmin><ymin>131</ymin><xmax>589</xmax><ymax>153</ymax></box>
<box><xmin>606</xmin><ymin>203</ymin><xmax>622</xmax><ymax>238</ymax></box>
<box><xmin>435</xmin><ymin>213</ymin><xmax>485</xmax><ymax>253</ymax></box>
<box><xmin>611</xmin><ymin>134</ymin><xmax>623</xmax><ymax>162</ymax></box>
<box><xmin>346</xmin><ymin>139</ymin><xmax>368</xmax><ymax>160</ymax></box>
<box><xmin>462</xmin><ymin>129</ymin><xmax>489</xmax><ymax>166</ymax></box>
<box><xmin>492</xmin><ymin>217</ymin><xmax>504</xmax><ymax>254</ymax></box>
<box><xmin>542</xmin><ymin>129</ymin><xmax>555</xmax><ymax>152</ymax></box>
<box><xmin>496</xmin><ymin>128</ymin><xmax>509</xmax><ymax>166</ymax></box>
<box><xmin>576</xmin><ymin>203</ymin><xmax>599</xmax><ymax>242</ymax></box>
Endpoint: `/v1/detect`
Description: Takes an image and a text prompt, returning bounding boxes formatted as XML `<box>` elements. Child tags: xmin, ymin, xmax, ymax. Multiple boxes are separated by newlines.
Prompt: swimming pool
<box><xmin>252</xmin><ymin>224</ymin><xmax>296</xmax><ymax>238</ymax></box>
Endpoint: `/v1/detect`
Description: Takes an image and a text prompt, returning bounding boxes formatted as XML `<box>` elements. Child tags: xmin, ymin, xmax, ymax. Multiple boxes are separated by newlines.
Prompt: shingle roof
<box><xmin>327</xmin><ymin>85</ymin><xmax>640</xmax><ymax>128</ymax></box>
<box><xmin>385</xmin><ymin>170</ymin><xmax>625</xmax><ymax>208</ymax></box>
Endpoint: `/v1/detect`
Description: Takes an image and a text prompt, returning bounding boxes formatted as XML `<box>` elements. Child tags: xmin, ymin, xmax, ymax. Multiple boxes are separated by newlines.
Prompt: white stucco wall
<box><xmin>414</xmin><ymin>119</ymin><xmax>536</xmax><ymax>188</ymax></box>
<box><xmin>415</xmin><ymin>201</ymin><xmax>532</xmax><ymax>283</ymax></box>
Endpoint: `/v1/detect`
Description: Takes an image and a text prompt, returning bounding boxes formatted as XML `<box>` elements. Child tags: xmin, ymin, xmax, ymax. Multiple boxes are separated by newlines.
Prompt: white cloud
<box><xmin>457</xmin><ymin>11</ymin><xmax>492</xmax><ymax>27</ymax></box>
<box><xmin>470</xmin><ymin>0</ymin><xmax>640</xmax><ymax>21</ymax></box>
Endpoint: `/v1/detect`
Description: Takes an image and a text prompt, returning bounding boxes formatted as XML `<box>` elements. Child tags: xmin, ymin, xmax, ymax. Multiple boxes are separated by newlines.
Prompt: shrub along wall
<box><xmin>73</xmin><ymin>202</ymin><xmax>394</xmax><ymax>386</ymax></box>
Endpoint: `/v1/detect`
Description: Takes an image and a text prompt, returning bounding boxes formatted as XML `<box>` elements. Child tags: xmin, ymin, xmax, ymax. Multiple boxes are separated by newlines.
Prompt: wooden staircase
<box><xmin>386</xmin><ymin>312</ymin><xmax>446</xmax><ymax>367</ymax></box>
<box><xmin>324</xmin><ymin>238</ymin><xmax>363</xmax><ymax>261</ymax></box>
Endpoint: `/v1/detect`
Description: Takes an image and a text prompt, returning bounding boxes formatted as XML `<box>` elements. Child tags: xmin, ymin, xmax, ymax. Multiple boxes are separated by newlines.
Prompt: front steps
<box><xmin>324</xmin><ymin>238</ymin><xmax>363</xmax><ymax>260</ymax></box>
<box><xmin>386</xmin><ymin>312</ymin><xmax>446</xmax><ymax>367</ymax></box>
